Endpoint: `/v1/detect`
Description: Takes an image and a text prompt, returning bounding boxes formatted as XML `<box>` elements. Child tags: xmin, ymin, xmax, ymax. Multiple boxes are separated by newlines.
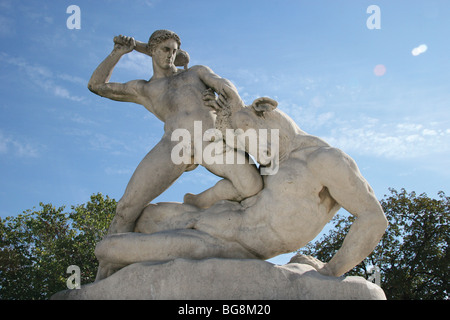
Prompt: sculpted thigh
<box><xmin>193</xmin><ymin>201</ymin><xmax>245</xmax><ymax>241</ymax></box>
<box><xmin>135</xmin><ymin>202</ymin><xmax>201</xmax><ymax>233</ymax></box>
<box><xmin>135</xmin><ymin>199</ymin><xmax>243</xmax><ymax>237</ymax></box>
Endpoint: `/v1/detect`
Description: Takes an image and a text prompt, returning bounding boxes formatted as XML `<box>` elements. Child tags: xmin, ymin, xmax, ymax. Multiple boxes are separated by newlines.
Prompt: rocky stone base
<box><xmin>51</xmin><ymin>258</ymin><xmax>386</xmax><ymax>300</ymax></box>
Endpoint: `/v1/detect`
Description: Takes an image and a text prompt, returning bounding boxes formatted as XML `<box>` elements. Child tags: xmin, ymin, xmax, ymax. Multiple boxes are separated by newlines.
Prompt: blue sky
<box><xmin>1</xmin><ymin>1</ymin><xmax>449</xmax><ymax>264</ymax></box>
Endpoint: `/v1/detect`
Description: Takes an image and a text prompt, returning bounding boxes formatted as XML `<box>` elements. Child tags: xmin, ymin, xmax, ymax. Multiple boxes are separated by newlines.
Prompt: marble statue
<box><xmin>88</xmin><ymin>30</ymin><xmax>263</xmax><ymax>235</ymax></box>
<box><xmin>88</xmin><ymin>30</ymin><xmax>388</xmax><ymax>283</ymax></box>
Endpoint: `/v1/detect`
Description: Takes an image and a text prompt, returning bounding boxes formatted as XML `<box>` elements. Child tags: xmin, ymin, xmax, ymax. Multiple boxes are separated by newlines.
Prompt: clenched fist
<box><xmin>113</xmin><ymin>35</ymin><xmax>136</xmax><ymax>54</ymax></box>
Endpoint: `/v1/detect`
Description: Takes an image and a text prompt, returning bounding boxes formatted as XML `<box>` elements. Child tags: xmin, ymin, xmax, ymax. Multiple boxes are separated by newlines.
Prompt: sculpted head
<box><xmin>232</xmin><ymin>97</ymin><xmax>278</xmax><ymax>133</ymax></box>
<box><xmin>228</xmin><ymin>98</ymin><xmax>281</xmax><ymax>171</ymax></box>
<box><xmin>147</xmin><ymin>30</ymin><xmax>189</xmax><ymax>70</ymax></box>
<box><xmin>230</xmin><ymin>97</ymin><xmax>305</xmax><ymax>172</ymax></box>
<box><xmin>147</xmin><ymin>30</ymin><xmax>181</xmax><ymax>55</ymax></box>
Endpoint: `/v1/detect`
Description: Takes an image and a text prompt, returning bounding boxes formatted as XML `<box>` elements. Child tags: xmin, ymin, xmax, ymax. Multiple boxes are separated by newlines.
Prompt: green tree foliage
<box><xmin>2</xmin><ymin>189</ymin><xmax>448</xmax><ymax>300</ymax></box>
<box><xmin>297</xmin><ymin>188</ymin><xmax>449</xmax><ymax>300</ymax></box>
<box><xmin>0</xmin><ymin>193</ymin><xmax>115</xmax><ymax>300</ymax></box>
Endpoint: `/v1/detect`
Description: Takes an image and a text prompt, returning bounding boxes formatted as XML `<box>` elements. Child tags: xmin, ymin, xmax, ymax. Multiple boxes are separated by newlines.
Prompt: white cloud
<box><xmin>397</xmin><ymin>123</ymin><xmax>423</xmax><ymax>132</ymax></box>
<box><xmin>257</xmin><ymin>69</ymin><xmax>450</xmax><ymax>162</ymax></box>
<box><xmin>0</xmin><ymin>131</ymin><xmax>39</xmax><ymax>158</ymax></box>
<box><xmin>105</xmin><ymin>166</ymin><xmax>133</xmax><ymax>175</ymax></box>
<box><xmin>88</xmin><ymin>133</ymin><xmax>131</xmax><ymax>155</ymax></box>
<box><xmin>70</xmin><ymin>114</ymin><xmax>98</xmax><ymax>126</ymax></box>
<box><xmin>0</xmin><ymin>52</ymin><xmax>85</xmax><ymax>102</ymax></box>
<box><xmin>323</xmin><ymin>120</ymin><xmax>450</xmax><ymax>160</ymax></box>
<box><xmin>278</xmin><ymin>100</ymin><xmax>336</xmax><ymax>132</ymax></box>
<box><xmin>63</xmin><ymin>126</ymin><xmax>159</xmax><ymax>157</ymax></box>
<box><xmin>49</xmin><ymin>85</ymin><xmax>83</xmax><ymax>102</ymax></box>
<box><xmin>116</xmin><ymin>51</ymin><xmax>153</xmax><ymax>79</ymax></box>
<box><xmin>178</xmin><ymin>169</ymin><xmax>221</xmax><ymax>186</ymax></box>
<box><xmin>422</xmin><ymin>129</ymin><xmax>437</xmax><ymax>136</ymax></box>
<box><xmin>57</xmin><ymin>74</ymin><xmax>86</xmax><ymax>86</ymax></box>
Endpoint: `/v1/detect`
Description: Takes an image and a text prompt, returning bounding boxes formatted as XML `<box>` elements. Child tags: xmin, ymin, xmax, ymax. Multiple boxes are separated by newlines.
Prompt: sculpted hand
<box><xmin>202</xmin><ymin>88</ymin><xmax>229</xmax><ymax>111</ymax></box>
<box><xmin>289</xmin><ymin>254</ymin><xmax>335</xmax><ymax>277</ymax></box>
<box><xmin>113</xmin><ymin>35</ymin><xmax>136</xmax><ymax>54</ymax></box>
<box><xmin>218</xmin><ymin>83</ymin><xmax>245</xmax><ymax>112</ymax></box>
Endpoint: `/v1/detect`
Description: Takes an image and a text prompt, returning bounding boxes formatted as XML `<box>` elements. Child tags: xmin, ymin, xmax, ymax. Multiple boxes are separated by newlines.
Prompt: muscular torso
<box><xmin>133</xmin><ymin>75</ymin><xmax>343</xmax><ymax>258</ymax></box>
<box><xmin>194</xmin><ymin>146</ymin><xmax>341</xmax><ymax>259</ymax></box>
<box><xmin>249</xmin><ymin>148</ymin><xmax>340</xmax><ymax>254</ymax></box>
<box><xmin>140</xmin><ymin>67</ymin><xmax>216</xmax><ymax>134</ymax></box>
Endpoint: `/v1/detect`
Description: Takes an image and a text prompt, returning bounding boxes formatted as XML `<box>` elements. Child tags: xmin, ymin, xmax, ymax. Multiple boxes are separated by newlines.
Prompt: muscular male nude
<box><xmin>88</xmin><ymin>30</ymin><xmax>263</xmax><ymax>234</ymax></box>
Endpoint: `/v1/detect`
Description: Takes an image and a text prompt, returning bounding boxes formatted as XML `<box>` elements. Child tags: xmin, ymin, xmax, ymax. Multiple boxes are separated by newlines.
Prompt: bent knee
<box><xmin>235</xmin><ymin>173</ymin><xmax>263</xmax><ymax>198</ymax></box>
<box><xmin>248</xmin><ymin>175</ymin><xmax>264</xmax><ymax>195</ymax></box>
<box><xmin>115</xmin><ymin>200</ymin><xmax>130</xmax><ymax>219</ymax></box>
<box><xmin>94</xmin><ymin>238</ymin><xmax>109</xmax><ymax>260</ymax></box>
<box><xmin>94</xmin><ymin>234</ymin><xmax>130</xmax><ymax>263</ymax></box>
<box><xmin>116</xmin><ymin>199</ymin><xmax>144</xmax><ymax>221</ymax></box>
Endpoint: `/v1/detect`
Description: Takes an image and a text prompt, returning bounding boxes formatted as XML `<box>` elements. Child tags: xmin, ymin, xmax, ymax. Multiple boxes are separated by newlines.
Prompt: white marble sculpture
<box><xmin>88</xmin><ymin>30</ymin><xmax>263</xmax><ymax>235</ymax></box>
<box><xmin>88</xmin><ymin>30</ymin><xmax>388</xmax><ymax>283</ymax></box>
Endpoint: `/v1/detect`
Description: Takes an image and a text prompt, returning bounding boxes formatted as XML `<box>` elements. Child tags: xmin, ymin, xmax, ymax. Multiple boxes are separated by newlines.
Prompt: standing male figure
<box><xmin>88</xmin><ymin>30</ymin><xmax>263</xmax><ymax>234</ymax></box>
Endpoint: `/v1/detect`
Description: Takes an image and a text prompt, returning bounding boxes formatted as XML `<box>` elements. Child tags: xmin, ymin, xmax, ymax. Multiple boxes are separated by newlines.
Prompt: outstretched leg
<box><xmin>184</xmin><ymin>151</ymin><xmax>263</xmax><ymax>209</ymax></box>
<box><xmin>94</xmin><ymin>229</ymin><xmax>256</xmax><ymax>280</ymax></box>
<box><xmin>134</xmin><ymin>202</ymin><xmax>200</xmax><ymax>234</ymax></box>
<box><xmin>109</xmin><ymin>137</ymin><xmax>189</xmax><ymax>234</ymax></box>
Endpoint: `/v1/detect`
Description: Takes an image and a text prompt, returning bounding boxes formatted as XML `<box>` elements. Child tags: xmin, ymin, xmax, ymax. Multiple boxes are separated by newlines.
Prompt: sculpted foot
<box><xmin>289</xmin><ymin>254</ymin><xmax>334</xmax><ymax>277</ymax></box>
<box><xmin>183</xmin><ymin>193</ymin><xmax>214</xmax><ymax>209</ymax></box>
<box><xmin>108</xmin><ymin>218</ymin><xmax>136</xmax><ymax>235</ymax></box>
<box><xmin>95</xmin><ymin>262</ymin><xmax>123</xmax><ymax>281</ymax></box>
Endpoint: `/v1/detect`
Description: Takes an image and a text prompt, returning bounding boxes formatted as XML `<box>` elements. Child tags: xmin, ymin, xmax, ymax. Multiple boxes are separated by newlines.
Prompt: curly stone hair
<box><xmin>147</xmin><ymin>29</ymin><xmax>181</xmax><ymax>55</ymax></box>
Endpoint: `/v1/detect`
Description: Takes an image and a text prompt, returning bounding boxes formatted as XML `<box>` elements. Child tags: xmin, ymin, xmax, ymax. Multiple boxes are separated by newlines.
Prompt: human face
<box><xmin>152</xmin><ymin>39</ymin><xmax>178</xmax><ymax>70</ymax></box>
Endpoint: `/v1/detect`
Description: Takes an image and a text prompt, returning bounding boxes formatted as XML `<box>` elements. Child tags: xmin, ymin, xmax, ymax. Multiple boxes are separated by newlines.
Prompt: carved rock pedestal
<box><xmin>52</xmin><ymin>258</ymin><xmax>386</xmax><ymax>300</ymax></box>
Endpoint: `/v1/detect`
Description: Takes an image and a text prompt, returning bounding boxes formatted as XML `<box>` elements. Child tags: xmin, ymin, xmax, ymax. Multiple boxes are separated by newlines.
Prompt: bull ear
<box><xmin>251</xmin><ymin>97</ymin><xmax>278</xmax><ymax>113</ymax></box>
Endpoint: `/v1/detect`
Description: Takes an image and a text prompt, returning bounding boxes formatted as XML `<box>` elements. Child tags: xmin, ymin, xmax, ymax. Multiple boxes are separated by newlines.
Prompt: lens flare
<box><xmin>373</xmin><ymin>64</ymin><xmax>386</xmax><ymax>76</ymax></box>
